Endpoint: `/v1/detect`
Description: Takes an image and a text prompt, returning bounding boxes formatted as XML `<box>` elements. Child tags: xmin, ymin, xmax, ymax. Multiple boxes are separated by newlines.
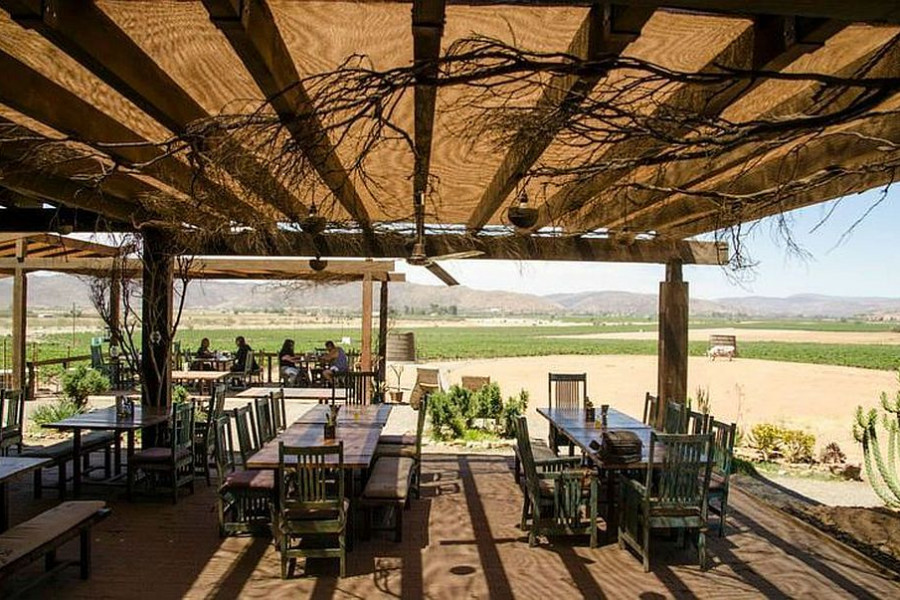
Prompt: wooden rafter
<box><xmin>0</xmin><ymin>0</ymin><xmax>305</xmax><ymax>221</ymax></box>
<box><xmin>466</xmin><ymin>3</ymin><xmax>652</xmax><ymax>231</ymax></box>
<box><xmin>412</xmin><ymin>0</ymin><xmax>447</xmax><ymax>199</ymax></box>
<box><xmin>0</xmin><ymin>47</ymin><xmax>265</xmax><ymax>225</ymax></box>
<box><xmin>603</xmin><ymin>27</ymin><xmax>900</xmax><ymax>233</ymax></box>
<box><xmin>204</xmin><ymin>0</ymin><xmax>372</xmax><ymax>230</ymax></box>
<box><xmin>0</xmin><ymin>205</ymin><xmax>127</xmax><ymax>232</ymax></box>
<box><xmin>537</xmin><ymin>16</ymin><xmax>846</xmax><ymax>232</ymax></box>
<box><xmin>579</xmin><ymin>17</ymin><xmax>849</xmax><ymax>232</ymax></box>
<box><xmin>200</xmin><ymin>230</ymin><xmax>728</xmax><ymax>265</ymax></box>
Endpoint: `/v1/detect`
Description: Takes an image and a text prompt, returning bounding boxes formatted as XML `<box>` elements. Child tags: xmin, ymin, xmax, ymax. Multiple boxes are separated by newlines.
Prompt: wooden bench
<box><xmin>23</xmin><ymin>432</ymin><xmax>118</xmax><ymax>499</ymax></box>
<box><xmin>360</xmin><ymin>456</ymin><xmax>415</xmax><ymax>542</ymax></box>
<box><xmin>0</xmin><ymin>501</ymin><xmax>110</xmax><ymax>585</ymax></box>
<box><xmin>707</xmin><ymin>334</ymin><xmax>737</xmax><ymax>360</ymax></box>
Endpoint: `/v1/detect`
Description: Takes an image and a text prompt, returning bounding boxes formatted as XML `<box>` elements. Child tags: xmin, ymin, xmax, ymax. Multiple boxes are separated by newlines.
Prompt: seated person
<box><xmin>321</xmin><ymin>340</ymin><xmax>349</xmax><ymax>384</ymax></box>
<box><xmin>230</xmin><ymin>336</ymin><xmax>259</xmax><ymax>374</ymax></box>
<box><xmin>193</xmin><ymin>337</ymin><xmax>215</xmax><ymax>370</ymax></box>
<box><xmin>278</xmin><ymin>339</ymin><xmax>302</xmax><ymax>386</ymax></box>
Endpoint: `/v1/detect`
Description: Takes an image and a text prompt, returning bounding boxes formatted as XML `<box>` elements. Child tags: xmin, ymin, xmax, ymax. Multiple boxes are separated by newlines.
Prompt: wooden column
<box><xmin>360</xmin><ymin>273</ymin><xmax>373</xmax><ymax>370</ymax></box>
<box><xmin>11</xmin><ymin>239</ymin><xmax>27</xmax><ymax>392</ymax></box>
<box><xmin>656</xmin><ymin>259</ymin><xmax>688</xmax><ymax>427</ymax></box>
<box><xmin>377</xmin><ymin>280</ymin><xmax>389</xmax><ymax>383</ymax></box>
<box><xmin>109</xmin><ymin>269</ymin><xmax>122</xmax><ymax>346</ymax></box>
<box><xmin>140</xmin><ymin>228</ymin><xmax>173</xmax><ymax>414</ymax></box>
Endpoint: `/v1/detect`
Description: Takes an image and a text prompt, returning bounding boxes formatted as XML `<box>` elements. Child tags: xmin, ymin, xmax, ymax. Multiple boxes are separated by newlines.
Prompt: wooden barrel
<box><xmin>385</xmin><ymin>332</ymin><xmax>416</xmax><ymax>362</ymax></box>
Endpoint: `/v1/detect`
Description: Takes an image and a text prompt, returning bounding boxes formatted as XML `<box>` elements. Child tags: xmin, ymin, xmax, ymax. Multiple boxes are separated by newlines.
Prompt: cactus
<box><xmin>854</xmin><ymin>374</ymin><xmax>900</xmax><ymax>508</ymax></box>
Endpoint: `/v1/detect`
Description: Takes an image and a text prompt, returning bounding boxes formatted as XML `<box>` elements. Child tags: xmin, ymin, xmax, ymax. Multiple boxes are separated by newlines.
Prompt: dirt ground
<box><xmin>554</xmin><ymin>326</ymin><xmax>900</xmax><ymax>345</ymax></box>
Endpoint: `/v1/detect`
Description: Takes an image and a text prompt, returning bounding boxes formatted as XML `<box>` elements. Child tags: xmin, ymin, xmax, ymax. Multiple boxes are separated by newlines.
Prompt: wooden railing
<box><xmin>25</xmin><ymin>354</ymin><xmax>92</xmax><ymax>398</ymax></box>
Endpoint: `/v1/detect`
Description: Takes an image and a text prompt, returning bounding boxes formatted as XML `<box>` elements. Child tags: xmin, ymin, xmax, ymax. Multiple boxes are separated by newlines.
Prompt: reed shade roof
<box><xmin>0</xmin><ymin>1</ymin><xmax>897</xmax><ymax>260</ymax></box>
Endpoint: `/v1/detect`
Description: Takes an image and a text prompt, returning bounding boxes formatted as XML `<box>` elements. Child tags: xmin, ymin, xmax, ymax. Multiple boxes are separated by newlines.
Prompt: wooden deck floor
<box><xmin>3</xmin><ymin>453</ymin><xmax>898</xmax><ymax>599</ymax></box>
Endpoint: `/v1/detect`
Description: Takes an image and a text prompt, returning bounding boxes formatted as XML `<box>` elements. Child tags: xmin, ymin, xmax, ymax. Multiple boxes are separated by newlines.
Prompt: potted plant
<box><xmin>324</xmin><ymin>404</ymin><xmax>340</xmax><ymax>439</ymax></box>
<box><xmin>389</xmin><ymin>364</ymin><xmax>405</xmax><ymax>403</ymax></box>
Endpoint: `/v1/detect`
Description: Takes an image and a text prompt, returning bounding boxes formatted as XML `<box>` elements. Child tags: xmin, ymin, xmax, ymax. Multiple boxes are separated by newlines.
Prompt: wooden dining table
<box><xmin>43</xmin><ymin>405</ymin><xmax>171</xmax><ymax>498</ymax></box>
<box><xmin>0</xmin><ymin>457</ymin><xmax>52</xmax><ymax>531</ymax></box>
<box><xmin>537</xmin><ymin>406</ymin><xmax>656</xmax><ymax>542</ymax></box>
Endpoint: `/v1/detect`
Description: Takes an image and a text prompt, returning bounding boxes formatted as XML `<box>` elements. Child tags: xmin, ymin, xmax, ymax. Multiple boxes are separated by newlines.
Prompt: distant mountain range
<box><xmin>3</xmin><ymin>275</ymin><xmax>900</xmax><ymax>319</ymax></box>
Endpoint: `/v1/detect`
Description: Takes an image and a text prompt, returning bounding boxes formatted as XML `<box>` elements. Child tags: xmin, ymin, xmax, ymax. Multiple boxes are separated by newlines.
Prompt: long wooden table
<box><xmin>0</xmin><ymin>457</ymin><xmax>52</xmax><ymax>531</ymax></box>
<box><xmin>293</xmin><ymin>404</ymin><xmax>391</xmax><ymax>427</ymax></box>
<box><xmin>233</xmin><ymin>386</ymin><xmax>347</xmax><ymax>403</ymax></box>
<box><xmin>537</xmin><ymin>406</ymin><xmax>655</xmax><ymax>542</ymax></box>
<box><xmin>43</xmin><ymin>405</ymin><xmax>171</xmax><ymax>498</ymax></box>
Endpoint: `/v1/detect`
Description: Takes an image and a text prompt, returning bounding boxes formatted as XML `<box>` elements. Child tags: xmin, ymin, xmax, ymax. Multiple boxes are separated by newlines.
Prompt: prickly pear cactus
<box><xmin>854</xmin><ymin>379</ymin><xmax>900</xmax><ymax>508</ymax></box>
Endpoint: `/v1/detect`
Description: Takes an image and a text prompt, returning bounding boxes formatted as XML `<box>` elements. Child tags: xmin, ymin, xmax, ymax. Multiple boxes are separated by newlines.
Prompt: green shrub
<box><xmin>429</xmin><ymin>383</ymin><xmax>529</xmax><ymax>440</ymax></box>
<box><xmin>31</xmin><ymin>398</ymin><xmax>82</xmax><ymax>428</ymax></box>
<box><xmin>173</xmin><ymin>385</ymin><xmax>190</xmax><ymax>405</ymax></box>
<box><xmin>428</xmin><ymin>389</ymin><xmax>467</xmax><ymax>440</ymax></box>
<box><xmin>61</xmin><ymin>366</ymin><xmax>110</xmax><ymax>409</ymax></box>
<box><xmin>473</xmin><ymin>383</ymin><xmax>504</xmax><ymax>421</ymax></box>
<box><xmin>745</xmin><ymin>423</ymin><xmax>816</xmax><ymax>463</ymax></box>
<box><xmin>500</xmin><ymin>389</ymin><xmax>529</xmax><ymax>438</ymax></box>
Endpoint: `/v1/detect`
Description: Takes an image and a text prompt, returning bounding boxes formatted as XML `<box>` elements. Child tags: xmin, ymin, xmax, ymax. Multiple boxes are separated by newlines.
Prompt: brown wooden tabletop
<box><xmin>246</xmin><ymin>422</ymin><xmax>382</xmax><ymax>470</ymax></box>
<box><xmin>171</xmin><ymin>370</ymin><xmax>231</xmax><ymax>383</ymax></box>
<box><xmin>0</xmin><ymin>456</ymin><xmax>53</xmax><ymax>531</ymax></box>
<box><xmin>293</xmin><ymin>404</ymin><xmax>391</xmax><ymax>427</ymax></box>
<box><xmin>43</xmin><ymin>405</ymin><xmax>171</xmax><ymax>431</ymax></box>
<box><xmin>537</xmin><ymin>406</ymin><xmax>657</xmax><ymax>467</ymax></box>
<box><xmin>233</xmin><ymin>386</ymin><xmax>347</xmax><ymax>401</ymax></box>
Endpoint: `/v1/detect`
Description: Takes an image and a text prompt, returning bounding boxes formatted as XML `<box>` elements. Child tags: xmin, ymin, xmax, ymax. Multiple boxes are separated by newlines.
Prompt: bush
<box><xmin>745</xmin><ymin>423</ymin><xmax>816</xmax><ymax>463</ymax></box>
<box><xmin>474</xmin><ymin>383</ymin><xmax>504</xmax><ymax>421</ymax></box>
<box><xmin>31</xmin><ymin>398</ymin><xmax>82</xmax><ymax>428</ymax></box>
<box><xmin>61</xmin><ymin>365</ymin><xmax>111</xmax><ymax>409</ymax></box>
<box><xmin>428</xmin><ymin>383</ymin><xmax>529</xmax><ymax>440</ymax></box>
<box><xmin>500</xmin><ymin>389</ymin><xmax>529</xmax><ymax>438</ymax></box>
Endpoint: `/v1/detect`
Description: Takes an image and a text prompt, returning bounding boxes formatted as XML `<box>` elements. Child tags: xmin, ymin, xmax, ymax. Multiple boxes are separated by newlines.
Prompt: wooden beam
<box><xmin>656</xmin><ymin>259</ymin><xmax>687</xmax><ymax>426</ymax></box>
<box><xmin>0</xmin><ymin>0</ymin><xmax>305</xmax><ymax>221</ymax></box>
<box><xmin>467</xmin><ymin>4</ymin><xmax>651</xmax><ymax>230</ymax></box>
<box><xmin>361</xmin><ymin>272</ymin><xmax>374</xmax><ymax>371</ymax></box>
<box><xmin>204</xmin><ymin>0</ymin><xmax>372</xmax><ymax>230</ymax></box>
<box><xmin>206</xmin><ymin>230</ymin><xmax>729</xmax><ymax>264</ymax></box>
<box><xmin>412</xmin><ymin>0</ymin><xmax>447</xmax><ymax>199</ymax></box>
<box><xmin>538</xmin><ymin>16</ymin><xmax>843</xmax><ymax>232</ymax></box>
<box><xmin>0</xmin><ymin>206</ymin><xmax>130</xmax><ymax>232</ymax></box>
<box><xmin>378</xmin><ymin>279</ymin><xmax>389</xmax><ymax>385</ymax></box>
<box><xmin>582</xmin><ymin>17</ymin><xmax>853</xmax><ymax>232</ymax></box>
<box><xmin>2</xmin><ymin>233</ymin><xmax>121</xmax><ymax>257</ymax></box>
<box><xmin>11</xmin><ymin>237</ymin><xmax>26</xmax><ymax>390</ymax></box>
<box><xmin>140</xmin><ymin>228</ymin><xmax>173</xmax><ymax>413</ymax></box>
<box><xmin>0</xmin><ymin>47</ymin><xmax>265</xmax><ymax>225</ymax></box>
<box><xmin>606</xmin><ymin>31</ymin><xmax>900</xmax><ymax>234</ymax></box>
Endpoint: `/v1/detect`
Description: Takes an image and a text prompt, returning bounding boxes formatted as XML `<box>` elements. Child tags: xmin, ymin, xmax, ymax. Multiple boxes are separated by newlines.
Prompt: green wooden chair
<box><xmin>129</xmin><ymin>402</ymin><xmax>195</xmax><ymax>503</ymax></box>
<box><xmin>663</xmin><ymin>400</ymin><xmax>687</xmax><ymax>433</ymax></box>
<box><xmin>273</xmin><ymin>442</ymin><xmax>348</xmax><ymax>578</ymax></box>
<box><xmin>270</xmin><ymin>388</ymin><xmax>287</xmax><ymax>432</ymax></box>
<box><xmin>254</xmin><ymin>395</ymin><xmax>276</xmax><ymax>445</ymax></box>
<box><xmin>340</xmin><ymin>371</ymin><xmax>377</xmax><ymax>405</ymax></box>
<box><xmin>707</xmin><ymin>419</ymin><xmax>737</xmax><ymax>537</ymax></box>
<box><xmin>0</xmin><ymin>388</ymin><xmax>26</xmax><ymax>455</ymax></box>
<box><xmin>548</xmin><ymin>372</ymin><xmax>587</xmax><ymax>455</ymax></box>
<box><xmin>515</xmin><ymin>415</ymin><xmax>600</xmax><ymax>548</ymax></box>
<box><xmin>642</xmin><ymin>392</ymin><xmax>659</xmax><ymax>427</ymax></box>
<box><xmin>195</xmin><ymin>383</ymin><xmax>227</xmax><ymax>485</ymax></box>
<box><xmin>214</xmin><ymin>414</ymin><xmax>274</xmax><ymax>536</ymax></box>
<box><xmin>233</xmin><ymin>403</ymin><xmax>261</xmax><ymax>465</ymax></box>
<box><xmin>618</xmin><ymin>432</ymin><xmax>713</xmax><ymax>571</ymax></box>
<box><xmin>686</xmin><ymin>410</ymin><xmax>711</xmax><ymax>435</ymax></box>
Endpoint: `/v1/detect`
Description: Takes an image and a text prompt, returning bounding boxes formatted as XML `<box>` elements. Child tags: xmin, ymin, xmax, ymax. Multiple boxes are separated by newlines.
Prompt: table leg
<box><xmin>346</xmin><ymin>469</ymin><xmax>356</xmax><ymax>552</ymax></box>
<box><xmin>72</xmin><ymin>428</ymin><xmax>82</xmax><ymax>497</ymax></box>
<box><xmin>605</xmin><ymin>468</ymin><xmax>616</xmax><ymax>544</ymax></box>
<box><xmin>126</xmin><ymin>430</ymin><xmax>135</xmax><ymax>500</ymax></box>
<box><xmin>0</xmin><ymin>482</ymin><xmax>8</xmax><ymax>532</ymax></box>
<box><xmin>114</xmin><ymin>433</ymin><xmax>122</xmax><ymax>476</ymax></box>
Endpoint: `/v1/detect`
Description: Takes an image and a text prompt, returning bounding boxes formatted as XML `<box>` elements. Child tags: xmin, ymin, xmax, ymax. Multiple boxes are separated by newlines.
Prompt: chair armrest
<box><xmin>618</xmin><ymin>474</ymin><xmax>647</xmax><ymax>496</ymax></box>
<box><xmin>534</xmin><ymin>456</ymin><xmax>582</xmax><ymax>472</ymax></box>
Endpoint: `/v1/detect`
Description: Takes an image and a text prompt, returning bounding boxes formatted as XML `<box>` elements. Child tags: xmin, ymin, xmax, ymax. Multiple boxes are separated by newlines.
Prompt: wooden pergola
<box><xmin>0</xmin><ymin>233</ymin><xmax>404</xmax><ymax>395</ymax></box>
<box><xmin>0</xmin><ymin>2</ymin><xmax>897</xmax><ymax>424</ymax></box>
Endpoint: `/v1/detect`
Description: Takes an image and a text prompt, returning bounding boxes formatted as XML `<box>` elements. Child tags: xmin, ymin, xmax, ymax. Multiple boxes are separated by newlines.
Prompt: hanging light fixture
<box><xmin>301</xmin><ymin>200</ymin><xmax>326</xmax><ymax>235</ymax></box>
<box><xmin>507</xmin><ymin>186</ymin><xmax>538</xmax><ymax>229</ymax></box>
<box><xmin>309</xmin><ymin>256</ymin><xmax>328</xmax><ymax>271</ymax></box>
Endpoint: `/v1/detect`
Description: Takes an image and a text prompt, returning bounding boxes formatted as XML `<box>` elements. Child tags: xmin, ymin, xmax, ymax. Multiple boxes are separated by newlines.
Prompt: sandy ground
<box><xmin>553</xmin><ymin>327</ymin><xmax>900</xmax><ymax>345</ymax></box>
<box><xmin>392</xmin><ymin>354</ymin><xmax>899</xmax><ymax>467</ymax></box>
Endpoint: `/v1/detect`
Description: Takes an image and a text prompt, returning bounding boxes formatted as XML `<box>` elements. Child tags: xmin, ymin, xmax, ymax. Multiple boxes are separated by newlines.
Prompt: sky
<box><xmin>397</xmin><ymin>185</ymin><xmax>900</xmax><ymax>300</ymax></box>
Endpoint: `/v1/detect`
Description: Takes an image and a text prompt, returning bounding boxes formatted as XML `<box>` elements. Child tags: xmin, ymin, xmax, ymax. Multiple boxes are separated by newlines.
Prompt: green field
<box><xmin>10</xmin><ymin>321</ymin><xmax>900</xmax><ymax>372</ymax></box>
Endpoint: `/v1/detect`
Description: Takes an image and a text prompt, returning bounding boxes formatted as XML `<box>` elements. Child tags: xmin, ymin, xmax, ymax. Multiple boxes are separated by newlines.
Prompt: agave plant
<box><xmin>853</xmin><ymin>375</ymin><xmax>900</xmax><ymax>508</ymax></box>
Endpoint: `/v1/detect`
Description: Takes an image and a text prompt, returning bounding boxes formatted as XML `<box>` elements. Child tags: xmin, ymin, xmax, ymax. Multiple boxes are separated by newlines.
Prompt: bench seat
<box><xmin>0</xmin><ymin>501</ymin><xmax>110</xmax><ymax>585</ymax></box>
<box><xmin>360</xmin><ymin>456</ymin><xmax>415</xmax><ymax>541</ymax></box>
<box><xmin>23</xmin><ymin>432</ymin><xmax>118</xmax><ymax>499</ymax></box>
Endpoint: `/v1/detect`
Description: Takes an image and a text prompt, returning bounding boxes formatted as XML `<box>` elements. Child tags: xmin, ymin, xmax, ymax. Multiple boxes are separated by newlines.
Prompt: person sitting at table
<box><xmin>322</xmin><ymin>340</ymin><xmax>349</xmax><ymax>384</ymax></box>
<box><xmin>193</xmin><ymin>337</ymin><xmax>215</xmax><ymax>370</ymax></box>
<box><xmin>231</xmin><ymin>336</ymin><xmax>259</xmax><ymax>374</ymax></box>
<box><xmin>278</xmin><ymin>339</ymin><xmax>303</xmax><ymax>386</ymax></box>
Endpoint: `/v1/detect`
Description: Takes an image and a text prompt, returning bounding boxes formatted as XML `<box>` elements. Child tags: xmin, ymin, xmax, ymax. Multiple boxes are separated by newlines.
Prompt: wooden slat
<box><xmin>0</xmin><ymin>0</ymin><xmax>303</xmax><ymax>221</ymax></box>
<box><xmin>204</xmin><ymin>0</ymin><xmax>372</xmax><ymax>229</ymax></box>
<box><xmin>467</xmin><ymin>4</ymin><xmax>652</xmax><ymax>231</ymax></box>
<box><xmin>412</xmin><ymin>0</ymin><xmax>447</xmax><ymax>198</ymax></box>
<box><xmin>203</xmin><ymin>230</ymin><xmax>728</xmax><ymax>264</ymax></box>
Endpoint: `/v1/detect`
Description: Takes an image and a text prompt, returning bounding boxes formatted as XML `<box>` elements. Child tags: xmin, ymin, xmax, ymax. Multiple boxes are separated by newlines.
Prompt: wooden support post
<box><xmin>656</xmin><ymin>260</ymin><xmax>688</xmax><ymax>427</ymax></box>
<box><xmin>140</xmin><ymin>229</ymin><xmax>173</xmax><ymax>421</ymax></box>
<box><xmin>109</xmin><ymin>271</ymin><xmax>121</xmax><ymax>347</ymax></box>
<box><xmin>361</xmin><ymin>273</ymin><xmax>373</xmax><ymax>371</ymax></box>
<box><xmin>378</xmin><ymin>280</ymin><xmax>389</xmax><ymax>384</ymax></box>
<box><xmin>11</xmin><ymin>239</ymin><xmax>27</xmax><ymax>391</ymax></box>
